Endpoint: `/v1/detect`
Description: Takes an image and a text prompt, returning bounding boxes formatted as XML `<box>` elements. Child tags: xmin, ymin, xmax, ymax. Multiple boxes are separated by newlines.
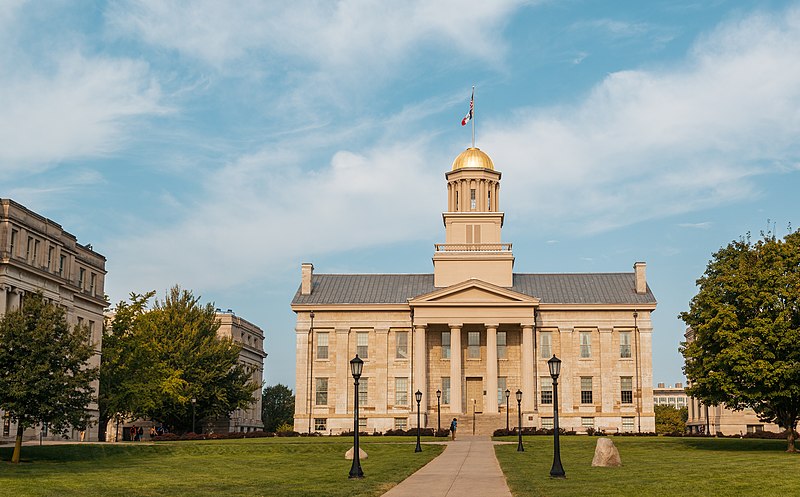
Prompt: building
<box><xmin>1</xmin><ymin>198</ymin><xmax>106</xmax><ymax>442</ymax></box>
<box><xmin>290</xmin><ymin>147</ymin><xmax>657</xmax><ymax>435</ymax></box>
<box><xmin>653</xmin><ymin>382</ymin><xmax>688</xmax><ymax>410</ymax></box>
<box><xmin>210</xmin><ymin>311</ymin><xmax>267</xmax><ymax>433</ymax></box>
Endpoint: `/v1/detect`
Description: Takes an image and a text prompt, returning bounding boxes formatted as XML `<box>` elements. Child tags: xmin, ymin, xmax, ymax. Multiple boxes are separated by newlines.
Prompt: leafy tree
<box><xmin>680</xmin><ymin>229</ymin><xmax>800</xmax><ymax>452</ymax></box>
<box><xmin>654</xmin><ymin>405</ymin><xmax>687</xmax><ymax>434</ymax></box>
<box><xmin>262</xmin><ymin>384</ymin><xmax>295</xmax><ymax>432</ymax></box>
<box><xmin>0</xmin><ymin>293</ymin><xmax>98</xmax><ymax>463</ymax></box>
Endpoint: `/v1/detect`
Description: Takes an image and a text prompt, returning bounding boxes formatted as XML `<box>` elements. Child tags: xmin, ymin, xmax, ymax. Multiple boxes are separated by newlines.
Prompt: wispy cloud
<box><xmin>677</xmin><ymin>222</ymin><xmax>712</xmax><ymax>229</ymax></box>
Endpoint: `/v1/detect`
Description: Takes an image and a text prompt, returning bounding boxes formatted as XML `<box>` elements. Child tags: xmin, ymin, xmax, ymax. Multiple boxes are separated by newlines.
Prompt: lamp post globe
<box><xmin>516</xmin><ymin>390</ymin><xmax>524</xmax><ymax>452</ymax></box>
<box><xmin>414</xmin><ymin>390</ymin><xmax>423</xmax><ymax>452</ymax></box>
<box><xmin>548</xmin><ymin>355</ymin><xmax>566</xmax><ymax>478</ymax></box>
<box><xmin>436</xmin><ymin>389</ymin><xmax>442</xmax><ymax>432</ymax></box>
<box><xmin>349</xmin><ymin>354</ymin><xmax>364</xmax><ymax>479</ymax></box>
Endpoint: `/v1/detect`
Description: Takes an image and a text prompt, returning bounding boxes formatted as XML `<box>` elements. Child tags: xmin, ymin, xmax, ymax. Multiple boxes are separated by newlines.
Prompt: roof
<box><xmin>291</xmin><ymin>273</ymin><xmax>656</xmax><ymax>306</ymax></box>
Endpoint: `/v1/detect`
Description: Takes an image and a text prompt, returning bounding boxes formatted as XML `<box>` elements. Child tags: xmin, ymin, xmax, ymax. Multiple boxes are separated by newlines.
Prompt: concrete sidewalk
<box><xmin>381</xmin><ymin>435</ymin><xmax>513</xmax><ymax>497</ymax></box>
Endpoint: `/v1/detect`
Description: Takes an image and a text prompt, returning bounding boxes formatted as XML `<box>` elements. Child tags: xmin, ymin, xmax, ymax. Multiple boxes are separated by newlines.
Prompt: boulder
<box><xmin>345</xmin><ymin>446</ymin><xmax>368</xmax><ymax>460</ymax></box>
<box><xmin>591</xmin><ymin>437</ymin><xmax>622</xmax><ymax>467</ymax></box>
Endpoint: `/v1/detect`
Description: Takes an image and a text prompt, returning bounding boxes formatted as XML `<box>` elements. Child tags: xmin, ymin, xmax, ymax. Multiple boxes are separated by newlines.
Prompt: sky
<box><xmin>3</xmin><ymin>0</ymin><xmax>800</xmax><ymax>391</ymax></box>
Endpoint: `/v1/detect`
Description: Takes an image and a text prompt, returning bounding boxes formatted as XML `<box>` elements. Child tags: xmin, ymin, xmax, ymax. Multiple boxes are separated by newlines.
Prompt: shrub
<box><xmin>384</xmin><ymin>429</ymin><xmax>407</xmax><ymax>436</ymax></box>
<box><xmin>435</xmin><ymin>429</ymin><xmax>450</xmax><ymax>438</ymax></box>
<box><xmin>613</xmin><ymin>431</ymin><xmax>658</xmax><ymax>437</ymax></box>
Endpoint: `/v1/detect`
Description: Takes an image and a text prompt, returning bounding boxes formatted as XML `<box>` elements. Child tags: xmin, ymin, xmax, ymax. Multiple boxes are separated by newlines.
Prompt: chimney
<box><xmin>301</xmin><ymin>263</ymin><xmax>314</xmax><ymax>295</ymax></box>
<box><xmin>634</xmin><ymin>262</ymin><xmax>647</xmax><ymax>294</ymax></box>
<box><xmin>657</xmin><ymin>382</ymin><xmax>665</xmax><ymax>388</ymax></box>
<box><xmin>675</xmin><ymin>382</ymin><xmax>683</xmax><ymax>389</ymax></box>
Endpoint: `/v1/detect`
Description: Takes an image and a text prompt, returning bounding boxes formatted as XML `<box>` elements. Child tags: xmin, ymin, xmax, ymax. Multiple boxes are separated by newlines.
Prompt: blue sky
<box><xmin>4</xmin><ymin>1</ymin><xmax>799</xmax><ymax>390</ymax></box>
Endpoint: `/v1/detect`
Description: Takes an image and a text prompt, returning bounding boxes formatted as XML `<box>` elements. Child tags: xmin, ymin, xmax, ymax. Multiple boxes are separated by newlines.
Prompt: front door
<box><xmin>466</xmin><ymin>377</ymin><xmax>483</xmax><ymax>413</ymax></box>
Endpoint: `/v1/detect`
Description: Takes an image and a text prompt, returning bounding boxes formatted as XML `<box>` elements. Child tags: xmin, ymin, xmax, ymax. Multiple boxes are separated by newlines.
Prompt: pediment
<box><xmin>409</xmin><ymin>279</ymin><xmax>538</xmax><ymax>306</ymax></box>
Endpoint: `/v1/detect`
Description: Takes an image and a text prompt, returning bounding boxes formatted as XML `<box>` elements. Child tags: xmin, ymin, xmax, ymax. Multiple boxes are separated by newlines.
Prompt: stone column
<box><xmin>559</xmin><ymin>327</ymin><xmax>574</xmax><ymax>417</ymax></box>
<box><xmin>335</xmin><ymin>327</ymin><xmax>350</xmax><ymax>415</ymax></box>
<box><xmin>11</xmin><ymin>288</ymin><xmax>23</xmax><ymax>311</ymax></box>
<box><xmin>485</xmin><ymin>324</ymin><xmax>499</xmax><ymax>413</ymax></box>
<box><xmin>449</xmin><ymin>324</ymin><xmax>462</xmax><ymax>414</ymax></box>
<box><xmin>521</xmin><ymin>324</ymin><xmax>534</xmax><ymax>412</ymax></box>
<box><xmin>599</xmin><ymin>327</ymin><xmax>614</xmax><ymax>413</ymax></box>
<box><xmin>413</xmin><ymin>324</ymin><xmax>427</xmax><ymax>414</ymax></box>
<box><xmin>0</xmin><ymin>285</ymin><xmax>8</xmax><ymax>315</ymax></box>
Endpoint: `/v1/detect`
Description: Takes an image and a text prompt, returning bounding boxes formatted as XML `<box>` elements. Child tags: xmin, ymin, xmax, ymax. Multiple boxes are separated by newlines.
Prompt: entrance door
<box><xmin>466</xmin><ymin>377</ymin><xmax>483</xmax><ymax>413</ymax></box>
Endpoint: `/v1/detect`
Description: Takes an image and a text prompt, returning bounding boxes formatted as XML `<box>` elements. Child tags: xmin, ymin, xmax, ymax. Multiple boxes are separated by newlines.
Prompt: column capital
<box><xmin>521</xmin><ymin>324</ymin><xmax>534</xmax><ymax>331</ymax></box>
<box><xmin>485</xmin><ymin>323</ymin><xmax>499</xmax><ymax>330</ymax></box>
<box><xmin>448</xmin><ymin>323</ymin><xmax>463</xmax><ymax>330</ymax></box>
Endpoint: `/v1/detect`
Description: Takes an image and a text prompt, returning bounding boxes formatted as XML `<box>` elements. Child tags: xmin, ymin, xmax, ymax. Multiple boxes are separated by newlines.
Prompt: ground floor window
<box><xmin>540</xmin><ymin>377</ymin><xmax>553</xmax><ymax>404</ymax></box>
<box><xmin>394</xmin><ymin>418</ymin><xmax>407</xmax><ymax>430</ymax></box>
<box><xmin>622</xmin><ymin>416</ymin><xmax>635</xmax><ymax>431</ymax></box>
<box><xmin>314</xmin><ymin>418</ymin><xmax>327</xmax><ymax>431</ymax></box>
<box><xmin>581</xmin><ymin>417</ymin><xmax>594</xmax><ymax>429</ymax></box>
<box><xmin>747</xmin><ymin>424</ymin><xmax>764</xmax><ymax>433</ymax></box>
<box><xmin>497</xmin><ymin>377</ymin><xmax>507</xmax><ymax>407</ymax></box>
<box><xmin>541</xmin><ymin>417</ymin><xmax>554</xmax><ymax>429</ymax></box>
<box><xmin>2</xmin><ymin>415</ymin><xmax>10</xmax><ymax>436</ymax></box>
<box><xmin>359</xmin><ymin>418</ymin><xmax>367</xmax><ymax>431</ymax></box>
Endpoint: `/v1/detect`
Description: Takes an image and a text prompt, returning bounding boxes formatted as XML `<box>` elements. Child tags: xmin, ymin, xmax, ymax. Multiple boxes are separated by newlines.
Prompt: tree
<box><xmin>99</xmin><ymin>286</ymin><xmax>260</xmax><ymax>433</ymax></box>
<box><xmin>680</xmin><ymin>229</ymin><xmax>800</xmax><ymax>452</ymax></box>
<box><xmin>654</xmin><ymin>405</ymin><xmax>687</xmax><ymax>434</ymax></box>
<box><xmin>0</xmin><ymin>293</ymin><xmax>98</xmax><ymax>463</ymax></box>
<box><xmin>262</xmin><ymin>384</ymin><xmax>295</xmax><ymax>432</ymax></box>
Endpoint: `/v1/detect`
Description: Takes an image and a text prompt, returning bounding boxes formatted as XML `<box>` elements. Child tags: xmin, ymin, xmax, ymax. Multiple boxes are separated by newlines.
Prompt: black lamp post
<box><xmin>505</xmin><ymin>389</ymin><xmax>511</xmax><ymax>431</ymax></box>
<box><xmin>414</xmin><ymin>390</ymin><xmax>423</xmax><ymax>452</ymax></box>
<box><xmin>349</xmin><ymin>355</ymin><xmax>364</xmax><ymax>479</ymax></box>
<box><xmin>548</xmin><ymin>355</ymin><xmax>566</xmax><ymax>478</ymax></box>
<box><xmin>191</xmin><ymin>397</ymin><xmax>196</xmax><ymax>434</ymax></box>
<box><xmin>516</xmin><ymin>390</ymin><xmax>524</xmax><ymax>452</ymax></box>
<box><xmin>436</xmin><ymin>389</ymin><xmax>442</xmax><ymax>432</ymax></box>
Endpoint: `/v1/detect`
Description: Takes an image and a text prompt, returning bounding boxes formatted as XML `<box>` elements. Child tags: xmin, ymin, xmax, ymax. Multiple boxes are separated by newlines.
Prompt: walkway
<box><xmin>381</xmin><ymin>435</ymin><xmax>513</xmax><ymax>497</ymax></box>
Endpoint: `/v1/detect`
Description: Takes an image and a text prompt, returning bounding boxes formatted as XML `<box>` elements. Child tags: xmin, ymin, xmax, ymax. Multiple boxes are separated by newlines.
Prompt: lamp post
<box><xmin>505</xmin><ymin>388</ymin><xmax>511</xmax><ymax>431</ymax></box>
<box><xmin>191</xmin><ymin>397</ymin><xmax>196</xmax><ymax>434</ymax></box>
<box><xmin>436</xmin><ymin>389</ymin><xmax>442</xmax><ymax>432</ymax></box>
<box><xmin>516</xmin><ymin>390</ymin><xmax>524</xmax><ymax>452</ymax></box>
<box><xmin>415</xmin><ymin>390</ymin><xmax>423</xmax><ymax>452</ymax></box>
<box><xmin>349</xmin><ymin>355</ymin><xmax>364</xmax><ymax>479</ymax></box>
<box><xmin>472</xmin><ymin>399</ymin><xmax>476</xmax><ymax>435</ymax></box>
<box><xmin>548</xmin><ymin>355</ymin><xmax>566</xmax><ymax>478</ymax></box>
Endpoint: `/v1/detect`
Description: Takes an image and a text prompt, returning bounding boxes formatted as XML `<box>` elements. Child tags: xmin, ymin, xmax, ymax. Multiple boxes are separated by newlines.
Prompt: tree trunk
<box><xmin>11</xmin><ymin>423</ymin><xmax>23</xmax><ymax>464</ymax></box>
<box><xmin>787</xmin><ymin>423</ymin><xmax>797</xmax><ymax>453</ymax></box>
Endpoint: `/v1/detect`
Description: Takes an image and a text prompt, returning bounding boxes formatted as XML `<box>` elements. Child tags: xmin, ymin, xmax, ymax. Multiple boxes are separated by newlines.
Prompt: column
<box><xmin>599</xmin><ymin>327</ymin><xmax>614</xmax><ymax>413</ymax></box>
<box><xmin>521</xmin><ymin>324</ymin><xmax>534</xmax><ymax>412</ymax></box>
<box><xmin>449</xmin><ymin>324</ymin><xmax>462</xmax><ymax>414</ymax></box>
<box><xmin>335</xmin><ymin>327</ymin><xmax>350</xmax><ymax>414</ymax></box>
<box><xmin>375</xmin><ymin>328</ymin><xmax>389</xmax><ymax>414</ymax></box>
<box><xmin>11</xmin><ymin>288</ymin><xmax>23</xmax><ymax>311</ymax></box>
<box><xmin>485</xmin><ymin>324</ymin><xmax>498</xmax><ymax>413</ymax></box>
<box><xmin>413</xmin><ymin>324</ymin><xmax>427</xmax><ymax>414</ymax></box>
<box><xmin>559</xmin><ymin>327</ymin><xmax>574</xmax><ymax>417</ymax></box>
<box><xmin>0</xmin><ymin>285</ymin><xmax>8</xmax><ymax>315</ymax></box>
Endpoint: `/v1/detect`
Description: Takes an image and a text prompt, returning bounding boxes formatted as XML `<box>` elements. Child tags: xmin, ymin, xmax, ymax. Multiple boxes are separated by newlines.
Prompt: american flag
<box><xmin>461</xmin><ymin>89</ymin><xmax>474</xmax><ymax>126</ymax></box>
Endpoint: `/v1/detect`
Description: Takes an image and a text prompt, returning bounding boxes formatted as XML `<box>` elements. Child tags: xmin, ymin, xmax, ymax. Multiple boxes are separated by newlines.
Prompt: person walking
<box><xmin>450</xmin><ymin>418</ymin><xmax>458</xmax><ymax>440</ymax></box>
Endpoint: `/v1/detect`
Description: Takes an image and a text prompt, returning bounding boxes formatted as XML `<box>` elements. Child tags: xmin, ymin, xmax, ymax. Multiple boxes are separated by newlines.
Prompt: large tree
<box><xmin>262</xmin><ymin>384</ymin><xmax>295</xmax><ymax>432</ymax></box>
<box><xmin>100</xmin><ymin>286</ymin><xmax>260</xmax><ymax>433</ymax></box>
<box><xmin>0</xmin><ymin>293</ymin><xmax>98</xmax><ymax>463</ymax></box>
<box><xmin>680</xmin><ymin>229</ymin><xmax>800</xmax><ymax>451</ymax></box>
<box><xmin>654</xmin><ymin>405</ymin><xmax>687</xmax><ymax>434</ymax></box>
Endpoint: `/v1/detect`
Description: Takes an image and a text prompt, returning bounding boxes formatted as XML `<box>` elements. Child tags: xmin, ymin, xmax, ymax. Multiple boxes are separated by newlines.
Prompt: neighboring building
<box><xmin>1</xmin><ymin>198</ymin><xmax>106</xmax><ymax>442</ymax></box>
<box><xmin>653</xmin><ymin>382</ymin><xmax>688</xmax><ymax>410</ymax></box>
<box><xmin>291</xmin><ymin>147</ymin><xmax>657</xmax><ymax>435</ymax></box>
<box><xmin>209</xmin><ymin>311</ymin><xmax>267</xmax><ymax>433</ymax></box>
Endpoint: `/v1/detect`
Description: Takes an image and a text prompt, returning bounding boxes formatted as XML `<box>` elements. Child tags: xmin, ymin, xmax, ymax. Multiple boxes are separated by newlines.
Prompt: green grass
<box><xmin>0</xmin><ymin>437</ymin><xmax>443</xmax><ymax>497</ymax></box>
<box><xmin>495</xmin><ymin>436</ymin><xmax>800</xmax><ymax>497</ymax></box>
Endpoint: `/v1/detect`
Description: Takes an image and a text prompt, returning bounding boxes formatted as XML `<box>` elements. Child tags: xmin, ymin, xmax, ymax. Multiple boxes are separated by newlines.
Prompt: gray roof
<box><xmin>291</xmin><ymin>273</ymin><xmax>656</xmax><ymax>306</ymax></box>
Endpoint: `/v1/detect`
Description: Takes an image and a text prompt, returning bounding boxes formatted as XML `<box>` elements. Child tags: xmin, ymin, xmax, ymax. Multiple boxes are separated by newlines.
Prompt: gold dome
<box><xmin>451</xmin><ymin>147</ymin><xmax>494</xmax><ymax>171</ymax></box>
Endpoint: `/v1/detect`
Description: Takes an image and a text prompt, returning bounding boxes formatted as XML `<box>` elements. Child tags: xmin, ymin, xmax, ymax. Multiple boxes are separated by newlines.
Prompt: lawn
<box><xmin>495</xmin><ymin>435</ymin><xmax>800</xmax><ymax>497</ymax></box>
<box><xmin>0</xmin><ymin>437</ymin><xmax>444</xmax><ymax>497</ymax></box>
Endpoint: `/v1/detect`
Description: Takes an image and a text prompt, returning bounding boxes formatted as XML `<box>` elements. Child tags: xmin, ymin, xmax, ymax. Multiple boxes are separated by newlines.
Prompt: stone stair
<box><xmin>455</xmin><ymin>413</ymin><xmax>505</xmax><ymax>436</ymax></box>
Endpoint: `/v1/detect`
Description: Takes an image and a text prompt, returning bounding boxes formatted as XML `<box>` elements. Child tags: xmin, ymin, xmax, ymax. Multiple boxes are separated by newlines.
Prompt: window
<box><xmin>621</xmin><ymin>377</ymin><xmax>633</xmax><ymax>404</ymax></box>
<box><xmin>396</xmin><ymin>331</ymin><xmax>408</xmax><ymax>359</ymax></box>
<box><xmin>581</xmin><ymin>377</ymin><xmax>593</xmax><ymax>404</ymax></box>
<box><xmin>579</xmin><ymin>332</ymin><xmax>592</xmax><ymax>358</ymax></box>
<box><xmin>358</xmin><ymin>418</ymin><xmax>367</xmax><ymax>431</ymax></box>
<box><xmin>747</xmin><ymin>424</ymin><xmax>764</xmax><ymax>434</ymax></box>
<box><xmin>487</xmin><ymin>189</ymin><xmax>491</xmax><ymax>211</ymax></box>
<box><xmin>455</xmin><ymin>191</ymin><xmax>459</xmax><ymax>211</ymax></box>
<box><xmin>540</xmin><ymin>332</ymin><xmax>552</xmax><ymax>358</ymax></box>
<box><xmin>497</xmin><ymin>331</ymin><xmax>507</xmax><ymax>359</ymax></box>
<box><xmin>33</xmin><ymin>239</ymin><xmax>40</xmax><ymax>264</ymax></box>
<box><xmin>47</xmin><ymin>246</ymin><xmax>54</xmax><ymax>269</ymax></box>
<box><xmin>442</xmin><ymin>377</ymin><xmax>451</xmax><ymax>404</ymax></box>
<box><xmin>581</xmin><ymin>417</ymin><xmax>594</xmax><ymax>428</ymax></box>
<box><xmin>2</xmin><ymin>415</ymin><xmax>10</xmax><ymax>436</ymax></box>
<box><xmin>88</xmin><ymin>320</ymin><xmax>95</xmax><ymax>345</ymax></box>
<box><xmin>78</xmin><ymin>268</ymin><xmax>86</xmax><ymax>289</ymax></box>
<box><xmin>59</xmin><ymin>255</ymin><xmax>66</xmax><ymax>277</ymax></box>
<box><xmin>441</xmin><ymin>331</ymin><xmax>451</xmax><ymax>359</ymax></box>
<box><xmin>668</xmin><ymin>397</ymin><xmax>676</xmax><ymax>406</ymax></box>
<box><xmin>497</xmin><ymin>377</ymin><xmax>507</xmax><ymax>406</ymax></box>
<box><xmin>620</xmin><ymin>331</ymin><xmax>632</xmax><ymax>358</ymax></box>
<box><xmin>541</xmin><ymin>417</ymin><xmax>554</xmax><ymax>429</ymax></box>
<box><xmin>358</xmin><ymin>377</ymin><xmax>368</xmax><ymax>406</ymax></box>
<box><xmin>540</xmin><ymin>377</ymin><xmax>553</xmax><ymax>404</ymax></box>
<box><xmin>622</xmin><ymin>417</ymin><xmax>635</xmax><ymax>431</ymax></box>
<box><xmin>314</xmin><ymin>418</ymin><xmax>327</xmax><ymax>431</ymax></box>
<box><xmin>357</xmin><ymin>332</ymin><xmax>369</xmax><ymax>358</ymax></box>
<box><xmin>394</xmin><ymin>418</ymin><xmax>407</xmax><ymax>430</ymax></box>
<box><xmin>468</xmin><ymin>331</ymin><xmax>480</xmax><ymax>359</ymax></box>
<box><xmin>89</xmin><ymin>273</ymin><xmax>96</xmax><ymax>296</ymax></box>
<box><xmin>470</xmin><ymin>188</ymin><xmax>476</xmax><ymax>209</ymax></box>
<box><xmin>315</xmin><ymin>378</ymin><xmax>328</xmax><ymax>405</ymax></box>
<box><xmin>26</xmin><ymin>236</ymin><xmax>33</xmax><ymax>261</ymax></box>
<box><xmin>395</xmin><ymin>377</ymin><xmax>408</xmax><ymax>405</ymax></box>
<box><xmin>10</xmin><ymin>229</ymin><xmax>17</xmax><ymax>256</ymax></box>
<box><xmin>316</xmin><ymin>333</ymin><xmax>329</xmax><ymax>359</ymax></box>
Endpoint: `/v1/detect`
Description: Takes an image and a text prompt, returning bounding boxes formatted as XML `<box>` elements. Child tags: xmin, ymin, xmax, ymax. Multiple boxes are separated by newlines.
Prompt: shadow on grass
<box><xmin>0</xmin><ymin>443</ymin><xmax>167</xmax><ymax>463</ymax></box>
<box><xmin>676</xmin><ymin>437</ymin><xmax>791</xmax><ymax>453</ymax></box>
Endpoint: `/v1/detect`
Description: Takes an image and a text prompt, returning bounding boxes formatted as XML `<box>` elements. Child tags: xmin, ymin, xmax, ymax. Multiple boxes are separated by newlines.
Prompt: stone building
<box><xmin>653</xmin><ymin>382</ymin><xmax>688</xmax><ymax>410</ymax></box>
<box><xmin>1</xmin><ymin>198</ymin><xmax>106</xmax><ymax>442</ymax></box>
<box><xmin>291</xmin><ymin>147</ymin><xmax>657</xmax><ymax>435</ymax></box>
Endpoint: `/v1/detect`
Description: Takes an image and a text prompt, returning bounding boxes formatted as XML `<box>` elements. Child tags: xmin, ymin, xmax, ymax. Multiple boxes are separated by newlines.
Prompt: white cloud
<box><xmin>678</xmin><ymin>222</ymin><xmax>711</xmax><ymax>229</ymax></box>
<box><xmin>485</xmin><ymin>8</ymin><xmax>800</xmax><ymax>233</ymax></box>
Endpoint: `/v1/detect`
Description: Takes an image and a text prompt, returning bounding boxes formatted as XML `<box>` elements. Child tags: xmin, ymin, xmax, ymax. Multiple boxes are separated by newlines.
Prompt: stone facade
<box><xmin>653</xmin><ymin>382</ymin><xmax>688</xmax><ymax>410</ymax></box>
<box><xmin>291</xmin><ymin>148</ymin><xmax>657</xmax><ymax>435</ymax></box>
<box><xmin>0</xmin><ymin>198</ymin><xmax>106</xmax><ymax>442</ymax></box>
<box><xmin>686</xmin><ymin>395</ymin><xmax>781</xmax><ymax>435</ymax></box>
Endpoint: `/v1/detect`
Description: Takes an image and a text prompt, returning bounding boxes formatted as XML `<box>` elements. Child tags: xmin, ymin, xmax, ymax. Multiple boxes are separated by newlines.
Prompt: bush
<box><xmin>613</xmin><ymin>431</ymin><xmax>658</xmax><ymax>437</ymax></box>
<box><xmin>384</xmin><ymin>429</ymin><xmax>407</xmax><ymax>436</ymax></box>
<box><xmin>742</xmin><ymin>429</ymin><xmax>798</xmax><ymax>440</ymax></box>
<box><xmin>435</xmin><ymin>429</ymin><xmax>450</xmax><ymax>438</ymax></box>
<box><xmin>244</xmin><ymin>430</ymin><xmax>275</xmax><ymax>438</ymax></box>
<box><xmin>276</xmin><ymin>430</ymin><xmax>300</xmax><ymax>437</ymax></box>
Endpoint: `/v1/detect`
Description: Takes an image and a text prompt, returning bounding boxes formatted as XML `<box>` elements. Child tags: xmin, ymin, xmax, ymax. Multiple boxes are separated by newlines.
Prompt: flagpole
<box><xmin>471</xmin><ymin>85</ymin><xmax>475</xmax><ymax>148</ymax></box>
